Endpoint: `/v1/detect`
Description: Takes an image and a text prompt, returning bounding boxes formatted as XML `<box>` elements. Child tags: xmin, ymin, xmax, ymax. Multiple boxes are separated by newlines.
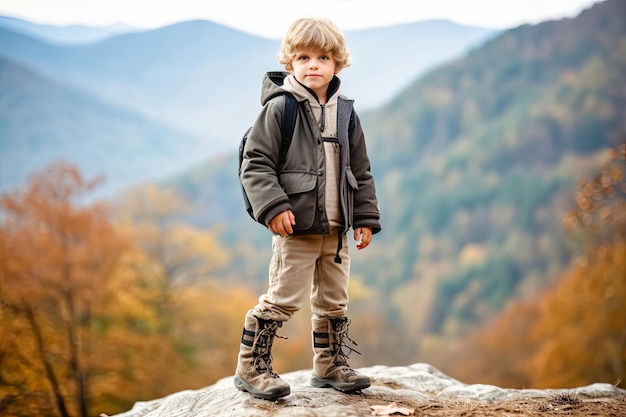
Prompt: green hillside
<box><xmin>363</xmin><ymin>0</ymin><xmax>625</xmax><ymax>339</ymax></box>
<box><xmin>164</xmin><ymin>0</ymin><xmax>625</xmax><ymax>362</ymax></box>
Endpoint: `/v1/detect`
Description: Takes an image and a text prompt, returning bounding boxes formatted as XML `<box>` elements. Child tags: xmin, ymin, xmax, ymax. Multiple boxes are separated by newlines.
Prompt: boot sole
<box><xmin>234</xmin><ymin>375</ymin><xmax>290</xmax><ymax>401</ymax></box>
<box><xmin>310</xmin><ymin>375</ymin><xmax>371</xmax><ymax>393</ymax></box>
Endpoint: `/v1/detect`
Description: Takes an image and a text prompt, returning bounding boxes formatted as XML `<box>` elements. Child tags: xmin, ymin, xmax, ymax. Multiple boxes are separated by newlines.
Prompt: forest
<box><xmin>0</xmin><ymin>145</ymin><xmax>623</xmax><ymax>417</ymax></box>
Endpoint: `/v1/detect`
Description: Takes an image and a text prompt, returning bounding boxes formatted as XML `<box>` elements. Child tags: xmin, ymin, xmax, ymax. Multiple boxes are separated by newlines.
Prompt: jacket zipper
<box><xmin>320</xmin><ymin>104</ymin><xmax>325</xmax><ymax>133</ymax></box>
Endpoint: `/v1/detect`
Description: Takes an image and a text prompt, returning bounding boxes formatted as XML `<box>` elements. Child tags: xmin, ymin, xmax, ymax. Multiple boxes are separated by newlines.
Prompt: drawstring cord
<box><xmin>334</xmin><ymin>232</ymin><xmax>342</xmax><ymax>264</ymax></box>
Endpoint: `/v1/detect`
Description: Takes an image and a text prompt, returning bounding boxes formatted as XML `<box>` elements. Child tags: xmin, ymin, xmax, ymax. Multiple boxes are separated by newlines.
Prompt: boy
<box><xmin>235</xmin><ymin>17</ymin><xmax>381</xmax><ymax>401</ymax></box>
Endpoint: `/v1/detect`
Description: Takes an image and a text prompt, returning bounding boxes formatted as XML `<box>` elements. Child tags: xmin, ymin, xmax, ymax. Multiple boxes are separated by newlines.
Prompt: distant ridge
<box><xmin>0</xmin><ymin>15</ymin><xmax>140</xmax><ymax>44</ymax></box>
<box><xmin>0</xmin><ymin>56</ymin><xmax>204</xmax><ymax>196</ymax></box>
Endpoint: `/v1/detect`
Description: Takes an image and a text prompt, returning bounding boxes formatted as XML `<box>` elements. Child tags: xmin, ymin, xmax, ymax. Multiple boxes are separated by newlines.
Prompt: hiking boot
<box><xmin>310</xmin><ymin>316</ymin><xmax>370</xmax><ymax>392</ymax></box>
<box><xmin>234</xmin><ymin>311</ymin><xmax>290</xmax><ymax>400</ymax></box>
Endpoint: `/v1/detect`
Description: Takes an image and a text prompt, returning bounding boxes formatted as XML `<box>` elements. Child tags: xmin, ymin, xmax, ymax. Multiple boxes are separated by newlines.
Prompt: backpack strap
<box><xmin>279</xmin><ymin>95</ymin><xmax>355</xmax><ymax>163</ymax></box>
<box><xmin>278</xmin><ymin>93</ymin><xmax>298</xmax><ymax>168</ymax></box>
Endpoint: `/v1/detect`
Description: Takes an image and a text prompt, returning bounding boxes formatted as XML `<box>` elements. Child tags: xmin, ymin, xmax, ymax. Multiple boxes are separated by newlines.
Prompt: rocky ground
<box><xmin>108</xmin><ymin>363</ymin><xmax>626</xmax><ymax>417</ymax></box>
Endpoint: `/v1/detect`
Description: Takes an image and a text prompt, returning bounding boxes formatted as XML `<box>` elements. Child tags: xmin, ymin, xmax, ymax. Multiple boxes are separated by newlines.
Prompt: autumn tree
<box><xmin>117</xmin><ymin>184</ymin><xmax>228</xmax><ymax>327</ymax></box>
<box><xmin>0</xmin><ymin>162</ymin><xmax>127</xmax><ymax>417</ymax></box>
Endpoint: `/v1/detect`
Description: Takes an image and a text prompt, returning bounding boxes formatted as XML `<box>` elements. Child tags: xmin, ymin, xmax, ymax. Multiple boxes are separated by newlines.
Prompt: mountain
<box><xmin>0</xmin><ymin>56</ymin><xmax>204</xmax><ymax>196</ymax></box>
<box><xmin>164</xmin><ymin>0</ymin><xmax>625</xmax><ymax>359</ymax></box>
<box><xmin>0</xmin><ymin>19</ymin><xmax>495</xmax><ymax>146</ymax></box>
<box><xmin>0</xmin><ymin>18</ymin><xmax>495</xmax><ymax>196</ymax></box>
<box><xmin>0</xmin><ymin>15</ymin><xmax>139</xmax><ymax>44</ymax></box>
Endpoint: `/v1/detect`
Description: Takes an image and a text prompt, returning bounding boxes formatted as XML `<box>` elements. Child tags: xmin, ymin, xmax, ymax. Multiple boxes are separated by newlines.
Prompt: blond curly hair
<box><xmin>277</xmin><ymin>18</ymin><xmax>351</xmax><ymax>72</ymax></box>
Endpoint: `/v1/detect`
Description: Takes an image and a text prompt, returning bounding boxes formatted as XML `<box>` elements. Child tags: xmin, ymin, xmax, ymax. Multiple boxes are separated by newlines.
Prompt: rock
<box><xmin>107</xmin><ymin>363</ymin><xmax>626</xmax><ymax>417</ymax></box>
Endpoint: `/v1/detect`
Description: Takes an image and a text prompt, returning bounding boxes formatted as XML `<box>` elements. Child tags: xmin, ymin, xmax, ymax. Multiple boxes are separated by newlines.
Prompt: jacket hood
<box><xmin>260</xmin><ymin>72</ymin><xmax>290</xmax><ymax>105</ymax></box>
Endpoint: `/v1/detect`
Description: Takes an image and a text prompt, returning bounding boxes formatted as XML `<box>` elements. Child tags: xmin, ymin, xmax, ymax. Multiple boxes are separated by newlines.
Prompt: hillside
<box><xmin>0</xmin><ymin>56</ymin><xmax>203</xmax><ymax>196</ymax></box>
<box><xmin>362</xmin><ymin>0</ymin><xmax>625</xmax><ymax>338</ymax></box>
<box><xmin>164</xmin><ymin>0</ymin><xmax>625</xmax><ymax>364</ymax></box>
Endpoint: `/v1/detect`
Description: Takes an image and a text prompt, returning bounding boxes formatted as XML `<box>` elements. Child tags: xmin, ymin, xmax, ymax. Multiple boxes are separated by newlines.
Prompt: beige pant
<box><xmin>253</xmin><ymin>229</ymin><xmax>350</xmax><ymax>322</ymax></box>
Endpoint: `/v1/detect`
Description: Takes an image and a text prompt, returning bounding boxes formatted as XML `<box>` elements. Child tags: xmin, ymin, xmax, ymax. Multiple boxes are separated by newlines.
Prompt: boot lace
<box><xmin>331</xmin><ymin>317</ymin><xmax>361</xmax><ymax>367</ymax></box>
<box><xmin>253</xmin><ymin>320</ymin><xmax>287</xmax><ymax>377</ymax></box>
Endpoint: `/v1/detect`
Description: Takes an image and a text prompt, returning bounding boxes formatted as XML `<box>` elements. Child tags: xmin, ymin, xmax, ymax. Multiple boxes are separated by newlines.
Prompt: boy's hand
<box><xmin>268</xmin><ymin>210</ymin><xmax>296</xmax><ymax>237</ymax></box>
<box><xmin>354</xmin><ymin>227</ymin><xmax>372</xmax><ymax>250</ymax></box>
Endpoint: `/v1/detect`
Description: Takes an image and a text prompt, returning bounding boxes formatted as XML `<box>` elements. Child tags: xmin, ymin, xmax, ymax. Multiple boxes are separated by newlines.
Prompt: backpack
<box><xmin>239</xmin><ymin>93</ymin><xmax>298</xmax><ymax>223</ymax></box>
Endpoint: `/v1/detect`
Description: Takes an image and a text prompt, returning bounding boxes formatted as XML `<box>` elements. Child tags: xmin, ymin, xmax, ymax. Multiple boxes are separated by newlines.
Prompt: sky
<box><xmin>0</xmin><ymin>0</ymin><xmax>601</xmax><ymax>39</ymax></box>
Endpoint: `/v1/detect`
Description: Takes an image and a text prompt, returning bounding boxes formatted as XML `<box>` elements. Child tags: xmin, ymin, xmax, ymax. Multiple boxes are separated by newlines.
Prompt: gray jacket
<box><xmin>240</xmin><ymin>71</ymin><xmax>381</xmax><ymax>236</ymax></box>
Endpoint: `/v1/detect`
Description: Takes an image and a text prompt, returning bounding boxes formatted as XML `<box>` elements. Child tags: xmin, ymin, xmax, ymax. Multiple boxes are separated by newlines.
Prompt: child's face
<box><xmin>290</xmin><ymin>47</ymin><xmax>337</xmax><ymax>102</ymax></box>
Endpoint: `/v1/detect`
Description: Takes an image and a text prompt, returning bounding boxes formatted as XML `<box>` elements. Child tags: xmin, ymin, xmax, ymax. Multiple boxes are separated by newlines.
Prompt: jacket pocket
<box><xmin>280</xmin><ymin>171</ymin><xmax>317</xmax><ymax>230</ymax></box>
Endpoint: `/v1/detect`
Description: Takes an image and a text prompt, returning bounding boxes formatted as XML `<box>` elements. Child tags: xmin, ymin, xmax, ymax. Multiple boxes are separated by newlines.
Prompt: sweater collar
<box><xmin>282</xmin><ymin>74</ymin><xmax>341</xmax><ymax>105</ymax></box>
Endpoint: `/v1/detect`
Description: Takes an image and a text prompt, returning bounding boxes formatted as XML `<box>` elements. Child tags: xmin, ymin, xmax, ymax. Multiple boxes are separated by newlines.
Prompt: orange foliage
<box><xmin>453</xmin><ymin>301</ymin><xmax>540</xmax><ymax>388</ymax></box>
<box><xmin>528</xmin><ymin>242</ymin><xmax>625</xmax><ymax>388</ymax></box>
